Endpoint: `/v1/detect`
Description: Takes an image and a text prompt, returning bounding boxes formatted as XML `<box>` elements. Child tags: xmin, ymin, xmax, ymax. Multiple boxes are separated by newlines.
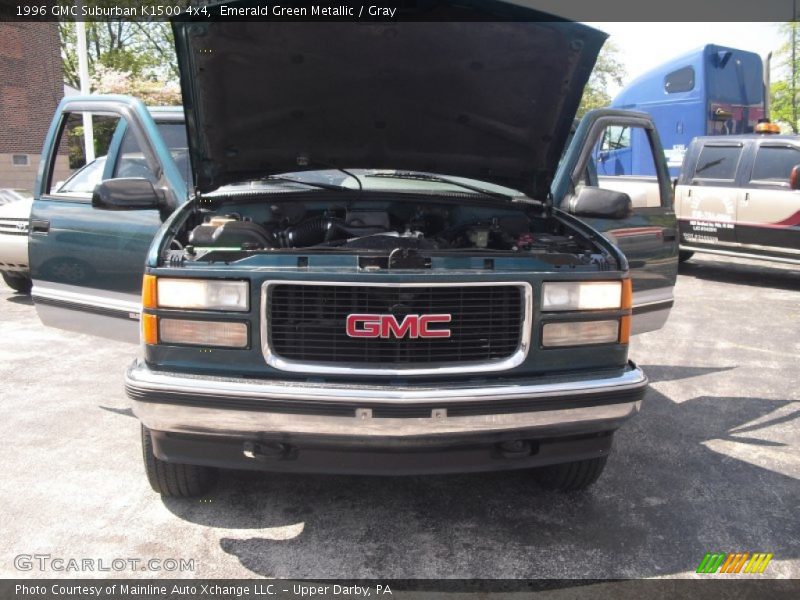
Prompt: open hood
<box><xmin>172</xmin><ymin>1</ymin><xmax>606</xmax><ymax>199</ymax></box>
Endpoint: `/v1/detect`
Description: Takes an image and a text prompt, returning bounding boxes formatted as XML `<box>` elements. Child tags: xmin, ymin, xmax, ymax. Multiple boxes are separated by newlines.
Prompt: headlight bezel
<box><xmin>539</xmin><ymin>278</ymin><xmax>632</xmax><ymax>348</ymax></box>
<box><xmin>141</xmin><ymin>275</ymin><xmax>252</xmax><ymax>348</ymax></box>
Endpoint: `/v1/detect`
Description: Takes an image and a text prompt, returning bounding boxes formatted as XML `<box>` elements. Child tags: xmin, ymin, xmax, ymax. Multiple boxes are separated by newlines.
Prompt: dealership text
<box><xmin>16</xmin><ymin>584</ymin><xmax>394</xmax><ymax>597</ymax></box>
<box><xmin>13</xmin><ymin>553</ymin><xmax>194</xmax><ymax>572</ymax></box>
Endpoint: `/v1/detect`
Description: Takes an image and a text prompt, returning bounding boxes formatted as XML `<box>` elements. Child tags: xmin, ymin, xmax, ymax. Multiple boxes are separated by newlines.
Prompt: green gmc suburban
<box><xmin>28</xmin><ymin>1</ymin><xmax>678</xmax><ymax>496</ymax></box>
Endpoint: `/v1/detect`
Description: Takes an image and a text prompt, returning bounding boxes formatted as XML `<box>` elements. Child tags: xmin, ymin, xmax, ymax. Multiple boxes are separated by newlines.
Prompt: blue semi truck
<box><xmin>601</xmin><ymin>44</ymin><xmax>767</xmax><ymax>177</ymax></box>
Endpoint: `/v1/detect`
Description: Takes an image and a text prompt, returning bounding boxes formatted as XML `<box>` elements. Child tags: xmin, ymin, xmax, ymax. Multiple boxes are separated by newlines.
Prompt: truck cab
<box><xmin>675</xmin><ymin>131</ymin><xmax>800</xmax><ymax>264</ymax></box>
<box><xmin>609</xmin><ymin>44</ymin><xmax>766</xmax><ymax>177</ymax></box>
<box><xmin>28</xmin><ymin>2</ymin><xmax>678</xmax><ymax>497</ymax></box>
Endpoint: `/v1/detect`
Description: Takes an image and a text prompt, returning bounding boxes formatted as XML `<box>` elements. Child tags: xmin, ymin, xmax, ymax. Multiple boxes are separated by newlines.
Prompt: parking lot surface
<box><xmin>1</xmin><ymin>254</ymin><xmax>798</xmax><ymax>579</ymax></box>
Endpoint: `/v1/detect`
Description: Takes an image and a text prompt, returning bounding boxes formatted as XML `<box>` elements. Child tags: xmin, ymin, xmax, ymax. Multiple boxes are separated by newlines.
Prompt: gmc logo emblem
<box><xmin>346</xmin><ymin>314</ymin><xmax>452</xmax><ymax>339</ymax></box>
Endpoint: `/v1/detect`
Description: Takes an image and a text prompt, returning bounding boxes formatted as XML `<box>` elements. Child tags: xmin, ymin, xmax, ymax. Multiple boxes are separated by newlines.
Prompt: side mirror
<box><xmin>92</xmin><ymin>178</ymin><xmax>161</xmax><ymax>210</ymax></box>
<box><xmin>570</xmin><ymin>186</ymin><xmax>632</xmax><ymax>219</ymax></box>
<box><xmin>790</xmin><ymin>165</ymin><xmax>800</xmax><ymax>190</ymax></box>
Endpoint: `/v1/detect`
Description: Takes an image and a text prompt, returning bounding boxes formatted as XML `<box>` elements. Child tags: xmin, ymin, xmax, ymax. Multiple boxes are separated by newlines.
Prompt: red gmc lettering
<box><xmin>417</xmin><ymin>314</ymin><xmax>452</xmax><ymax>338</ymax></box>
<box><xmin>380</xmin><ymin>315</ymin><xmax>418</xmax><ymax>338</ymax></box>
<box><xmin>346</xmin><ymin>314</ymin><xmax>451</xmax><ymax>338</ymax></box>
<box><xmin>346</xmin><ymin>313</ymin><xmax>381</xmax><ymax>338</ymax></box>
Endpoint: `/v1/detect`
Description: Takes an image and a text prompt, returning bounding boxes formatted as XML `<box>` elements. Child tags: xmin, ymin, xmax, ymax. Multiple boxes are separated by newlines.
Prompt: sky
<box><xmin>585</xmin><ymin>22</ymin><xmax>783</xmax><ymax>96</ymax></box>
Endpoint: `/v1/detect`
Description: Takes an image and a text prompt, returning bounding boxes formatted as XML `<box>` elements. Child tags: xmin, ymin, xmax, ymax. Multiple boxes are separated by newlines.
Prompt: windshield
<box><xmin>156</xmin><ymin>122</ymin><xmax>191</xmax><ymax>186</ymax></box>
<box><xmin>214</xmin><ymin>169</ymin><xmax>525</xmax><ymax>197</ymax></box>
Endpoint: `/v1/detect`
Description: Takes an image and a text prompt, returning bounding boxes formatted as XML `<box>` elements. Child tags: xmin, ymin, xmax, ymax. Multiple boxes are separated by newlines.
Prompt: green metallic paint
<box><xmin>141</xmin><ymin>263</ymin><xmax>629</xmax><ymax>380</ymax></box>
<box><xmin>552</xmin><ymin>108</ymin><xmax>678</xmax><ymax>296</ymax></box>
<box><xmin>30</xmin><ymin>96</ymin><xmax>189</xmax><ymax>296</ymax></box>
<box><xmin>31</xmin><ymin>100</ymin><xmax>673</xmax><ymax>384</ymax></box>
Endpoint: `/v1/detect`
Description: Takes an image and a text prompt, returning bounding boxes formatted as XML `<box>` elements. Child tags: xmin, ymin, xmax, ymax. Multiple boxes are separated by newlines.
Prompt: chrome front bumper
<box><xmin>126</xmin><ymin>361</ymin><xmax>647</xmax><ymax>439</ymax></box>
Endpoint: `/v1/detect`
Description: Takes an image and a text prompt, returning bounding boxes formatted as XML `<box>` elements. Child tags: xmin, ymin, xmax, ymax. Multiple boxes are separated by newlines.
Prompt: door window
<box><xmin>586</xmin><ymin>124</ymin><xmax>662</xmax><ymax>208</ymax></box>
<box><xmin>693</xmin><ymin>145</ymin><xmax>742</xmax><ymax>181</ymax></box>
<box><xmin>664</xmin><ymin>66</ymin><xmax>695</xmax><ymax>93</ymax></box>
<box><xmin>112</xmin><ymin>120</ymin><xmax>189</xmax><ymax>186</ymax></box>
<box><xmin>750</xmin><ymin>146</ymin><xmax>800</xmax><ymax>184</ymax></box>
<box><xmin>155</xmin><ymin>122</ymin><xmax>191</xmax><ymax>186</ymax></box>
<box><xmin>113</xmin><ymin>126</ymin><xmax>157</xmax><ymax>182</ymax></box>
<box><xmin>600</xmin><ymin>126</ymin><xmax>631</xmax><ymax>152</ymax></box>
<box><xmin>47</xmin><ymin>111</ymin><xmax>124</xmax><ymax>197</ymax></box>
<box><xmin>56</xmin><ymin>157</ymin><xmax>107</xmax><ymax>193</ymax></box>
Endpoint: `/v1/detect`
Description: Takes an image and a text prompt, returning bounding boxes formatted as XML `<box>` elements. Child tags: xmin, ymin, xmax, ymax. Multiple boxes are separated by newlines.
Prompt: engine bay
<box><xmin>167</xmin><ymin>194</ymin><xmax>614</xmax><ymax>269</ymax></box>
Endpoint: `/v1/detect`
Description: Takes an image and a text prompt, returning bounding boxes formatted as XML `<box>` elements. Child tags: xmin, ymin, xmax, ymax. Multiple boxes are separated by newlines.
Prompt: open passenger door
<box><xmin>553</xmin><ymin>109</ymin><xmax>679</xmax><ymax>335</ymax></box>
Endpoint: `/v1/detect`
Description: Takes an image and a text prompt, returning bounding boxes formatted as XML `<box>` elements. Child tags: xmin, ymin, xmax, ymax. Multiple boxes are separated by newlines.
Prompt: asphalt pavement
<box><xmin>0</xmin><ymin>254</ymin><xmax>798</xmax><ymax>580</ymax></box>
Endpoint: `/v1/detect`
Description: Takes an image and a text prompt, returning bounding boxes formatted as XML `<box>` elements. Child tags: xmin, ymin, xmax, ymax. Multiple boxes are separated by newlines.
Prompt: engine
<box><xmin>175</xmin><ymin>199</ymin><xmax>606</xmax><ymax>267</ymax></box>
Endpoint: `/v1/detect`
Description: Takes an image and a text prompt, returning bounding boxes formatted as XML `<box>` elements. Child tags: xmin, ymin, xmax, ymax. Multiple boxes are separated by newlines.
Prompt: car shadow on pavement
<box><xmin>679</xmin><ymin>259</ymin><xmax>800</xmax><ymax>292</ymax></box>
<box><xmin>98</xmin><ymin>405</ymin><xmax>135</xmax><ymax>418</ymax></box>
<box><xmin>158</xmin><ymin>365</ymin><xmax>798</xmax><ymax>578</ymax></box>
<box><xmin>640</xmin><ymin>364</ymin><xmax>736</xmax><ymax>384</ymax></box>
<box><xmin>4</xmin><ymin>293</ymin><xmax>33</xmax><ymax>305</ymax></box>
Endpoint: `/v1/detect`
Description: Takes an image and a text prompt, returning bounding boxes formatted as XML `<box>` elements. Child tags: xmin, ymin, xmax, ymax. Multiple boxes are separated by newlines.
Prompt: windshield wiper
<box><xmin>695</xmin><ymin>158</ymin><xmax>724</xmax><ymax>175</ymax></box>
<box><xmin>264</xmin><ymin>176</ymin><xmax>348</xmax><ymax>192</ymax></box>
<box><xmin>365</xmin><ymin>171</ymin><xmax>516</xmax><ymax>200</ymax></box>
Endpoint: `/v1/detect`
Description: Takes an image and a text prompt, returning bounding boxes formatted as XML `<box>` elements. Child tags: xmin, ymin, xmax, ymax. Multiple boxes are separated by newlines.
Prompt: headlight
<box><xmin>159</xmin><ymin>318</ymin><xmax>248</xmax><ymax>348</ymax></box>
<box><xmin>542</xmin><ymin>320</ymin><xmax>619</xmax><ymax>347</ymax></box>
<box><xmin>151</xmin><ymin>277</ymin><xmax>249</xmax><ymax>312</ymax></box>
<box><xmin>542</xmin><ymin>281</ymin><xmax>623</xmax><ymax>311</ymax></box>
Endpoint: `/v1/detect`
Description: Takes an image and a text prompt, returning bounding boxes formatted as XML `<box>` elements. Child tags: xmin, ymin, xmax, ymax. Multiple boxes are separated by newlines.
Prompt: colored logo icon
<box><xmin>696</xmin><ymin>552</ymin><xmax>773</xmax><ymax>574</ymax></box>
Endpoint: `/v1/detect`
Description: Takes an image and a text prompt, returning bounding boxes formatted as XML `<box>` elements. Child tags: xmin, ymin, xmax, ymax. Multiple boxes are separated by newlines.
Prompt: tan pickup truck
<box><xmin>674</xmin><ymin>133</ymin><xmax>800</xmax><ymax>264</ymax></box>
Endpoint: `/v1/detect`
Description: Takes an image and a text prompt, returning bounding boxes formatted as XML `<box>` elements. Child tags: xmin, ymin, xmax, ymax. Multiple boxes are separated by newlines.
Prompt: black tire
<box><xmin>141</xmin><ymin>426</ymin><xmax>217</xmax><ymax>497</ymax></box>
<box><xmin>2</xmin><ymin>272</ymin><xmax>32</xmax><ymax>294</ymax></box>
<box><xmin>678</xmin><ymin>250</ymin><xmax>694</xmax><ymax>263</ymax></box>
<box><xmin>533</xmin><ymin>456</ymin><xmax>608</xmax><ymax>492</ymax></box>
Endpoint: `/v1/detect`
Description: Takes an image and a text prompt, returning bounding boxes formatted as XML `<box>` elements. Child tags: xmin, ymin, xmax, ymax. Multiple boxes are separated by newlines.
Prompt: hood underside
<box><xmin>172</xmin><ymin>1</ymin><xmax>606</xmax><ymax>198</ymax></box>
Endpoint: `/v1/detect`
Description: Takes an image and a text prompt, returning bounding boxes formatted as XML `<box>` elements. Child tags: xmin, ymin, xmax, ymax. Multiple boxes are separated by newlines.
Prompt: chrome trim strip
<box><xmin>634</xmin><ymin>299</ymin><xmax>674</xmax><ymax>310</ymax></box>
<box><xmin>32</xmin><ymin>283</ymin><xmax>141</xmax><ymax>318</ymax></box>
<box><xmin>631</xmin><ymin>285</ymin><xmax>674</xmax><ymax>309</ymax></box>
<box><xmin>133</xmin><ymin>399</ymin><xmax>640</xmax><ymax>437</ymax></box>
<box><xmin>126</xmin><ymin>360</ymin><xmax>646</xmax><ymax>405</ymax></box>
<box><xmin>259</xmin><ymin>280</ymin><xmax>534</xmax><ymax>376</ymax></box>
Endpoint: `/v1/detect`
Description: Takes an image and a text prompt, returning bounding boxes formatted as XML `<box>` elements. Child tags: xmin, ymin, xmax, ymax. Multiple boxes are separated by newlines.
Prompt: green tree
<box><xmin>59</xmin><ymin>20</ymin><xmax>179</xmax><ymax>90</ymax></box>
<box><xmin>91</xmin><ymin>66</ymin><xmax>181</xmax><ymax>106</ymax></box>
<box><xmin>577</xmin><ymin>42</ymin><xmax>627</xmax><ymax>118</ymax></box>
<box><xmin>770</xmin><ymin>22</ymin><xmax>800</xmax><ymax>133</ymax></box>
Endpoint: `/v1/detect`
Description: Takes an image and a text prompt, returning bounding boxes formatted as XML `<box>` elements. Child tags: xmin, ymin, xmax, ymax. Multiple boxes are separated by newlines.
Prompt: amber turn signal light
<box><xmin>142</xmin><ymin>274</ymin><xmax>158</xmax><ymax>309</ymax></box>
<box><xmin>142</xmin><ymin>313</ymin><xmax>159</xmax><ymax>345</ymax></box>
<box><xmin>619</xmin><ymin>278</ymin><xmax>633</xmax><ymax>344</ymax></box>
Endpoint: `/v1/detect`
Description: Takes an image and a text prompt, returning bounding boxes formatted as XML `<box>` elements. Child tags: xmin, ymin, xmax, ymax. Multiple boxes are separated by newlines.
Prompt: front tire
<box><xmin>2</xmin><ymin>272</ymin><xmax>32</xmax><ymax>294</ymax></box>
<box><xmin>141</xmin><ymin>426</ymin><xmax>217</xmax><ymax>497</ymax></box>
<box><xmin>533</xmin><ymin>456</ymin><xmax>608</xmax><ymax>492</ymax></box>
<box><xmin>678</xmin><ymin>250</ymin><xmax>694</xmax><ymax>263</ymax></box>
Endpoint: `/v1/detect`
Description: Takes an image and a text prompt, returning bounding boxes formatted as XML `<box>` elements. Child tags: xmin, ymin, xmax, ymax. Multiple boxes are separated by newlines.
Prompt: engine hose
<box><xmin>284</xmin><ymin>217</ymin><xmax>340</xmax><ymax>247</ymax></box>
